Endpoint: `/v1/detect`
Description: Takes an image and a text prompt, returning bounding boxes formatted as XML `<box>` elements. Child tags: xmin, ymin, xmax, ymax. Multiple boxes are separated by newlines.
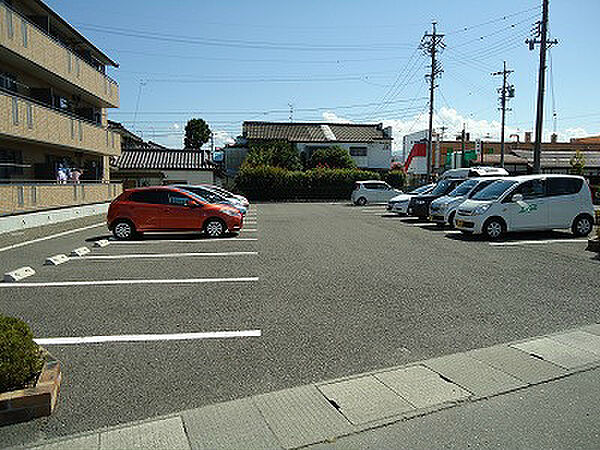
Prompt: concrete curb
<box><xmin>0</xmin><ymin>203</ymin><xmax>110</xmax><ymax>236</ymax></box>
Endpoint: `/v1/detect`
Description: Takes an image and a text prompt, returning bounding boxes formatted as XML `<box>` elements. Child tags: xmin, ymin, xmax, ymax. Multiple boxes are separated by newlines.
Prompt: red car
<box><xmin>107</xmin><ymin>186</ymin><xmax>243</xmax><ymax>240</ymax></box>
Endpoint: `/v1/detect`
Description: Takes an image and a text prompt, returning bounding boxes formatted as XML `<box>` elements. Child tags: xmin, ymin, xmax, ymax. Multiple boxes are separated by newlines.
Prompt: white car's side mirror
<box><xmin>512</xmin><ymin>193</ymin><xmax>524</xmax><ymax>202</ymax></box>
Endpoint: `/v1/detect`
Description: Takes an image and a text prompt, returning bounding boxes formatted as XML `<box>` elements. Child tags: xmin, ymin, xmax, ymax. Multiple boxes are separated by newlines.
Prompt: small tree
<box><xmin>570</xmin><ymin>149</ymin><xmax>585</xmax><ymax>175</ymax></box>
<box><xmin>383</xmin><ymin>170</ymin><xmax>407</xmax><ymax>189</ymax></box>
<box><xmin>309</xmin><ymin>146</ymin><xmax>356</xmax><ymax>169</ymax></box>
<box><xmin>184</xmin><ymin>118</ymin><xmax>211</xmax><ymax>149</ymax></box>
<box><xmin>244</xmin><ymin>140</ymin><xmax>301</xmax><ymax>171</ymax></box>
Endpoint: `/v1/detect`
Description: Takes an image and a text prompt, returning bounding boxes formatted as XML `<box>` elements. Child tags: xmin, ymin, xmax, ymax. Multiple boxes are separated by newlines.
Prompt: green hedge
<box><xmin>1</xmin><ymin>315</ymin><xmax>45</xmax><ymax>393</ymax></box>
<box><xmin>234</xmin><ymin>166</ymin><xmax>380</xmax><ymax>201</ymax></box>
<box><xmin>383</xmin><ymin>170</ymin><xmax>407</xmax><ymax>189</ymax></box>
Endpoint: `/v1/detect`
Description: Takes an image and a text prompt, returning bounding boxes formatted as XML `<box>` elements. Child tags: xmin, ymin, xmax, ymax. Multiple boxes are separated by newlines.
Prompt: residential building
<box><xmin>0</xmin><ymin>0</ymin><xmax>120</xmax><ymax>182</ymax></box>
<box><xmin>238</xmin><ymin>121</ymin><xmax>393</xmax><ymax>170</ymax></box>
<box><xmin>109</xmin><ymin>122</ymin><xmax>214</xmax><ymax>189</ymax></box>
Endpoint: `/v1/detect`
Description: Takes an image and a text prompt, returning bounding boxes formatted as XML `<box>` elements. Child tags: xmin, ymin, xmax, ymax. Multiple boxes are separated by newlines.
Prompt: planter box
<box><xmin>587</xmin><ymin>238</ymin><xmax>600</xmax><ymax>254</ymax></box>
<box><xmin>0</xmin><ymin>354</ymin><xmax>61</xmax><ymax>426</ymax></box>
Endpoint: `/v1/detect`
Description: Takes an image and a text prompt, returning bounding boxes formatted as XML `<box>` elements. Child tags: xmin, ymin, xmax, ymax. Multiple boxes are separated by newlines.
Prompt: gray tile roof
<box><xmin>112</xmin><ymin>150</ymin><xmax>213</xmax><ymax>171</ymax></box>
<box><xmin>243</xmin><ymin>122</ymin><xmax>391</xmax><ymax>143</ymax></box>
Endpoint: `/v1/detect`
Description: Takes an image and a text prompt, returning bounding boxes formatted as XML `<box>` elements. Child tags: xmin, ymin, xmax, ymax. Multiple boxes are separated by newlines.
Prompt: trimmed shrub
<box><xmin>383</xmin><ymin>170</ymin><xmax>407</xmax><ymax>189</ymax></box>
<box><xmin>308</xmin><ymin>146</ymin><xmax>356</xmax><ymax>169</ymax></box>
<box><xmin>234</xmin><ymin>166</ymin><xmax>379</xmax><ymax>201</ymax></box>
<box><xmin>0</xmin><ymin>315</ymin><xmax>45</xmax><ymax>393</ymax></box>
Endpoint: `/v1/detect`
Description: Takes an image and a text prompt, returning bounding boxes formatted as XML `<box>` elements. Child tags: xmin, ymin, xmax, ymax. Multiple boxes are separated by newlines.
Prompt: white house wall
<box><xmin>162</xmin><ymin>170</ymin><xmax>215</xmax><ymax>185</ymax></box>
<box><xmin>296</xmin><ymin>142</ymin><xmax>391</xmax><ymax>170</ymax></box>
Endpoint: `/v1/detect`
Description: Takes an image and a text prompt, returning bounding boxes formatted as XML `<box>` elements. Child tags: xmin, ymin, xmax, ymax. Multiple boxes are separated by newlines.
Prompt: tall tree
<box><xmin>184</xmin><ymin>119</ymin><xmax>211</xmax><ymax>149</ymax></box>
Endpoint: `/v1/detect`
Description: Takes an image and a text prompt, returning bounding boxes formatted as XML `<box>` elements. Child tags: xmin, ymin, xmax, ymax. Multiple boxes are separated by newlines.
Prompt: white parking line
<box><xmin>109</xmin><ymin>238</ymin><xmax>258</xmax><ymax>244</ymax></box>
<box><xmin>0</xmin><ymin>223</ymin><xmax>105</xmax><ymax>253</ymax></box>
<box><xmin>71</xmin><ymin>251</ymin><xmax>258</xmax><ymax>261</ymax></box>
<box><xmin>35</xmin><ymin>329</ymin><xmax>262</xmax><ymax>345</ymax></box>
<box><xmin>0</xmin><ymin>277</ymin><xmax>259</xmax><ymax>288</ymax></box>
<box><xmin>241</xmin><ymin>228</ymin><xmax>258</xmax><ymax>232</ymax></box>
<box><xmin>490</xmin><ymin>239</ymin><xmax>588</xmax><ymax>247</ymax></box>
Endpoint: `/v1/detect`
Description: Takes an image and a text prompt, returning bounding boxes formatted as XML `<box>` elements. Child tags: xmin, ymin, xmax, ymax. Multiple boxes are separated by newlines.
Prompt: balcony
<box><xmin>0</xmin><ymin>1</ymin><xmax>119</xmax><ymax>108</ymax></box>
<box><xmin>0</xmin><ymin>89</ymin><xmax>121</xmax><ymax>157</ymax></box>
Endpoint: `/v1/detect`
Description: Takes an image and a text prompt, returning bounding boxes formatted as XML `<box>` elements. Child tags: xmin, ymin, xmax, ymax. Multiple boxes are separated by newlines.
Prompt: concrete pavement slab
<box><xmin>181</xmin><ymin>397</ymin><xmax>279</xmax><ymax>450</ymax></box>
<box><xmin>253</xmin><ymin>385</ymin><xmax>353</xmax><ymax>449</ymax></box>
<box><xmin>318</xmin><ymin>375</ymin><xmax>414</xmax><ymax>425</ymax></box>
<box><xmin>550</xmin><ymin>331</ymin><xmax>600</xmax><ymax>356</ymax></box>
<box><xmin>310</xmin><ymin>369</ymin><xmax>600</xmax><ymax>450</ymax></box>
<box><xmin>29</xmin><ymin>434</ymin><xmax>100</xmax><ymax>450</ymax></box>
<box><xmin>375</xmin><ymin>365</ymin><xmax>472</xmax><ymax>409</ymax></box>
<box><xmin>467</xmin><ymin>345</ymin><xmax>568</xmax><ymax>384</ymax></box>
<box><xmin>99</xmin><ymin>416</ymin><xmax>190</xmax><ymax>450</ymax></box>
<box><xmin>511</xmin><ymin>337</ymin><xmax>599</xmax><ymax>369</ymax></box>
<box><xmin>424</xmin><ymin>353</ymin><xmax>526</xmax><ymax>397</ymax></box>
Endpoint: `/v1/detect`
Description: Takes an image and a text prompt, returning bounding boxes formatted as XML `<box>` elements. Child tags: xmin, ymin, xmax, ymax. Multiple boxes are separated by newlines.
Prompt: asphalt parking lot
<box><xmin>1</xmin><ymin>203</ymin><xmax>599</xmax><ymax>447</ymax></box>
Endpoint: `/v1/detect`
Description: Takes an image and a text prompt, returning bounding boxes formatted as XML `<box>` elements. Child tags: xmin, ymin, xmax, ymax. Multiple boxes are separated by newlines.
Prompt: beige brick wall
<box><xmin>0</xmin><ymin>91</ymin><xmax>121</xmax><ymax>157</ymax></box>
<box><xmin>0</xmin><ymin>2</ymin><xmax>119</xmax><ymax>108</ymax></box>
<box><xmin>0</xmin><ymin>183</ymin><xmax>122</xmax><ymax>215</ymax></box>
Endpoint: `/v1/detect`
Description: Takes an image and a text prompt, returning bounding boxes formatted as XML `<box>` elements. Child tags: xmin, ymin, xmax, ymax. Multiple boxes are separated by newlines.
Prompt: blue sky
<box><xmin>47</xmin><ymin>0</ymin><xmax>600</xmax><ymax>152</ymax></box>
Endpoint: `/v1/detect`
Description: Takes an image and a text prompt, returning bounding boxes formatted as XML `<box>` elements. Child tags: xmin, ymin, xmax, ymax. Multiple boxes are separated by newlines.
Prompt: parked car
<box><xmin>201</xmin><ymin>184</ymin><xmax>250</xmax><ymax>208</ymax></box>
<box><xmin>107</xmin><ymin>186</ymin><xmax>243</xmax><ymax>240</ymax></box>
<box><xmin>351</xmin><ymin>181</ymin><xmax>402</xmax><ymax>206</ymax></box>
<box><xmin>439</xmin><ymin>166</ymin><xmax>509</xmax><ymax>180</ymax></box>
<box><xmin>407</xmin><ymin>179</ymin><xmax>466</xmax><ymax>219</ymax></box>
<box><xmin>454</xmin><ymin>175</ymin><xmax>595</xmax><ymax>239</ymax></box>
<box><xmin>387</xmin><ymin>184</ymin><xmax>435</xmax><ymax>215</ymax></box>
<box><xmin>429</xmin><ymin>177</ymin><xmax>504</xmax><ymax>227</ymax></box>
<box><xmin>174</xmin><ymin>184</ymin><xmax>247</xmax><ymax>215</ymax></box>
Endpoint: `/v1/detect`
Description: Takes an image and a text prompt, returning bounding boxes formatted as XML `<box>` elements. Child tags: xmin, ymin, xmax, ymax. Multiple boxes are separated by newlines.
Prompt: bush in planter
<box><xmin>306</xmin><ymin>167</ymin><xmax>379</xmax><ymax>199</ymax></box>
<box><xmin>0</xmin><ymin>315</ymin><xmax>45</xmax><ymax>393</ymax></box>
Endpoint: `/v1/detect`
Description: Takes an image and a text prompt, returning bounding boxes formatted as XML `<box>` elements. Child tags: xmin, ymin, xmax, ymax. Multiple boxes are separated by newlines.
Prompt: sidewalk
<box><xmin>19</xmin><ymin>324</ymin><xmax>600</xmax><ymax>450</ymax></box>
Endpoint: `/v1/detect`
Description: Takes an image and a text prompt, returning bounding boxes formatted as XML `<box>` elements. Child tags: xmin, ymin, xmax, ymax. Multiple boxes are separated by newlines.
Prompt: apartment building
<box><xmin>0</xmin><ymin>0</ymin><xmax>120</xmax><ymax>182</ymax></box>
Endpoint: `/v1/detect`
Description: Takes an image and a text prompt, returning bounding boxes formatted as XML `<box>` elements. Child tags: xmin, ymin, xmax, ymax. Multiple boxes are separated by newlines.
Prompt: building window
<box><xmin>26</xmin><ymin>102</ymin><xmax>33</xmax><ymax>129</ymax></box>
<box><xmin>21</xmin><ymin>19</ymin><xmax>27</xmax><ymax>47</ymax></box>
<box><xmin>6</xmin><ymin>9</ymin><xmax>13</xmax><ymax>39</ymax></box>
<box><xmin>349</xmin><ymin>146</ymin><xmax>368</xmax><ymax>157</ymax></box>
<box><xmin>75</xmin><ymin>58</ymin><xmax>80</xmax><ymax>77</ymax></box>
<box><xmin>111</xmin><ymin>131</ymin><xmax>115</xmax><ymax>148</ymax></box>
<box><xmin>78</xmin><ymin>120</ymin><xmax>83</xmax><ymax>141</ymax></box>
<box><xmin>0</xmin><ymin>149</ymin><xmax>24</xmax><ymax>178</ymax></box>
<box><xmin>67</xmin><ymin>51</ymin><xmax>72</xmax><ymax>73</ymax></box>
<box><xmin>70</xmin><ymin>118</ymin><xmax>75</xmax><ymax>139</ymax></box>
<box><xmin>106</xmin><ymin>130</ymin><xmax>109</xmax><ymax>146</ymax></box>
<box><xmin>11</xmin><ymin>97</ymin><xmax>18</xmax><ymax>125</ymax></box>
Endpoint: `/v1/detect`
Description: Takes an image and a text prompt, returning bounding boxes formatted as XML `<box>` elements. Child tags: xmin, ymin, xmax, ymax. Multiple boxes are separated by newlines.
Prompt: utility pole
<box><xmin>492</xmin><ymin>61</ymin><xmax>514</xmax><ymax>168</ymax></box>
<box><xmin>460</xmin><ymin>124</ymin><xmax>466</xmax><ymax>168</ymax></box>
<box><xmin>420</xmin><ymin>22</ymin><xmax>445</xmax><ymax>181</ymax></box>
<box><xmin>526</xmin><ymin>0</ymin><xmax>558</xmax><ymax>173</ymax></box>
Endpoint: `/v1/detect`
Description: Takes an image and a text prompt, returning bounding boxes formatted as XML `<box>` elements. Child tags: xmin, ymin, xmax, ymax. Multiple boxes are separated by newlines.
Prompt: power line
<box><xmin>77</xmin><ymin>23</ymin><xmax>414</xmax><ymax>52</ymax></box>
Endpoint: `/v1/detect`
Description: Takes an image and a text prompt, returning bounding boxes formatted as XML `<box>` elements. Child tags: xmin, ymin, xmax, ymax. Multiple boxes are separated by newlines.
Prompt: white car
<box><xmin>201</xmin><ymin>184</ymin><xmax>250</xmax><ymax>208</ymax></box>
<box><xmin>439</xmin><ymin>166</ymin><xmax>509</xmax><ymax>180</ymax></box>
<box><xmin>454</xmin><ymin>175</ymin><xmax>596</xmax><ymax>239</ymax></box>
<box><xmin>351</xmin><ymin>181</ymin><xmax>402</xmax><ymax>206</ymax></box>
<box><xmin>387</xmin><ymin>184</ymin><xmax>435</xmax><ymax>215</ymax></box>
<box><xmin>429</xmin><ymin>178</ymin><xmax>504</xmax><ymax>227</ymax></box>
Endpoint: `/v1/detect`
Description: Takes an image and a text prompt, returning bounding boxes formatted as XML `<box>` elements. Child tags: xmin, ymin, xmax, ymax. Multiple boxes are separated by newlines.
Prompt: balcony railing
<box><xmin>0</xmin><ymin>0</ymin><xmax>119</xmax><ymax>108</ymax></box>
<box><xmin>0</xmin><ymin>73</ymin><xmax>103</xmax><ymax>126</ymax></box>
<box><xmin>0</xmin><ymin>89</ymin><xmax>121</xmax><ymax>157</ymax></box>
<box><xmin>0</xmin><ymin>181</ymin><xmax>122</xmax><ymax>216</ymax></box>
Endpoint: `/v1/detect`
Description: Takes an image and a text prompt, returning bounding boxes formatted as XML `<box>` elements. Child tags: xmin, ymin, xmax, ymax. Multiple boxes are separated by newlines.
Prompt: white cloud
<box><xmin>210</xmin><ymin>130</ymin><xmax>235</xmax><ymax>149</ymax></box>
<box><xmin>324</xmin><ymin>107</ymin><xmax>593</xmax><ymax>151</ymax></box>
<box><xmin>322</xmin><ymin>111</ymin><xmax>353</xmax><ymax>123</ymax></box>
<box><xmin>172</xmin><ymin>123</ymin><xmax>180</xmax><ymax>130</ymax></box>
